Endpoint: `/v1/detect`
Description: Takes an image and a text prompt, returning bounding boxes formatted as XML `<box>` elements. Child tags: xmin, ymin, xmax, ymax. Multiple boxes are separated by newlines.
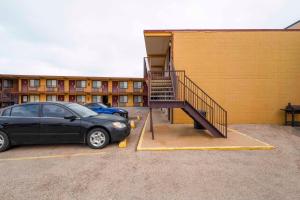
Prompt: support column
<box><xmin>149</xmin><ymin>107</ymin><xmax>154</xmax><ymax>140</ymax></box>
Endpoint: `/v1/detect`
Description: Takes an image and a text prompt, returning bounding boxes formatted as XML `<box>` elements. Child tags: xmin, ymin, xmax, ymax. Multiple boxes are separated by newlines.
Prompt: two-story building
<box><xmin>0</xmin><ymin>74</ymin><xmax>147</xmax><ymax>107</ymax></box>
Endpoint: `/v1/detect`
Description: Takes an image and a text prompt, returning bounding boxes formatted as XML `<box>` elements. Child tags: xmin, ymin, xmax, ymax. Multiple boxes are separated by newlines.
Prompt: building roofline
<box><xmin>285</xmin><ymin>20</ymin><xmax>300</xmax><ymax>29</ymax></box>
<box><xmin>0</xmin><ymin>73</ymin><xmax>144</xmax><ymax>80</ymax></box>
<box><xmin>144</xmin><ymin>29</ymin><xmax>300</xmax><ymax>33</ymax></box>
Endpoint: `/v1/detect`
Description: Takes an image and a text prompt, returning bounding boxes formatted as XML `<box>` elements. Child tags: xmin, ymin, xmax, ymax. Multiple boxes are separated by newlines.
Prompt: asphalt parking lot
<box><xmin>0</xmin><ymin>107</ymin><xmax>299</xmax><ymax>200</ymax></box>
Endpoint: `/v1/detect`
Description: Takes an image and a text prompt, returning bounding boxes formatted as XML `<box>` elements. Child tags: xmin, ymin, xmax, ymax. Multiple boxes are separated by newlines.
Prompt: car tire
<box><xmin>113</xmin><ymin>112</ymin><xmax>121</xmax><ymax>116</ymax></box>
<box><xmin>87</xmin><ymin>128</ymin><xmax>110</xmax><ymax>149</ymax></box>
<box><xmin>0</xmin><ymin>131</ymin><xmax>10</xmax><ymax>152</ymax></box>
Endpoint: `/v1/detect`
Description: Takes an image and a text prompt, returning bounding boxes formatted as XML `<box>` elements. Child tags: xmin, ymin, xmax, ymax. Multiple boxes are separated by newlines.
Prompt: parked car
<box><xmin>0</xmin><ymin>102</ymin><xmax>131</xmax><ymax>152</ymax></box>
<box><xmin>85</xmin><ymin>103</ymin><xmax>128</xmax><ymax>119</ymax></box>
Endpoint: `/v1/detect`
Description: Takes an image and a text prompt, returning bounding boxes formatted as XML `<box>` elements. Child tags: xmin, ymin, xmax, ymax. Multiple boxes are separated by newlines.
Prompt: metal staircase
<box><xmin>144</xmin><ymin>58</ymin><xmax>227</xmax><ymax>139</ymax></box>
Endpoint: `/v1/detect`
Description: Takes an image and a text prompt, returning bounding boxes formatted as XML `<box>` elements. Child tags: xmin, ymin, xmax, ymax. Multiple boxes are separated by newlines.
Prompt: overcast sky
<box><xmin>0</xmin><ymin>0</ymin><xmax>299</xmax><ymax>78</ymax></box>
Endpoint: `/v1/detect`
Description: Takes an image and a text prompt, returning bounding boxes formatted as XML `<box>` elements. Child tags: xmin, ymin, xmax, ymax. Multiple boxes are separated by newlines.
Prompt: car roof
<box><xmin>1</xmin><ymin>101</ymin><xmax>74</xmax><ymax>110</ymax></box>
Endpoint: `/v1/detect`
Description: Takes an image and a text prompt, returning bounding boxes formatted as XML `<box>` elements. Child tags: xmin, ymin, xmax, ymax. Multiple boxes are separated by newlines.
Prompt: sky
<box><xmin>0</xmin><ymin>0</ymin><xmax>299</xmax><ymax>78</ymax></box>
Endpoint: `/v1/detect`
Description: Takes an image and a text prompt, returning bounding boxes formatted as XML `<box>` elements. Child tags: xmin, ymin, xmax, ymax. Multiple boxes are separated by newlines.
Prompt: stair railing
<box><xmin>144</xmin><ymin>57</ymin><xmax>227</xmax><ymax>137</ymax></box>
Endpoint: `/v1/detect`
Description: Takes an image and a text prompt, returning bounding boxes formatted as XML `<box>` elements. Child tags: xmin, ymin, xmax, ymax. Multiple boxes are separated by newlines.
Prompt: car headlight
<box><xmin>112</xmin><ymin>122</ymin><xmax>126</xmax><ymax>129</ymax></box>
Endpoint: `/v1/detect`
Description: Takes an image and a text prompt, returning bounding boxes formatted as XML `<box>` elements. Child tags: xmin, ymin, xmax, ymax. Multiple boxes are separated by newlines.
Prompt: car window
<box><xmin>11</xmin><ymin>104</ymin><xmax>39</xmax><ymax>117</ymax></box>
<box><xmin>42</xmin><ymin>104</ymin><xmax>72</xmax><ymax>118</ymax></box>
<box><xmin>66</xmin><ymin>103</ymin><xmax>97</xmax><ymax>118</ymax></box>
<box><xmin>2</xmin><ymin>108</ymin><xmax>11</xmax><ymax>116</ymax></box>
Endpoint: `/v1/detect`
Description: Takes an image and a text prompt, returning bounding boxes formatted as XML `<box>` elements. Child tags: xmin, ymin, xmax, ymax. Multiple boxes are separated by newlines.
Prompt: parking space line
<box><xmin>0</xmin><ymin>152</ymin><xmax>106</xmax><ymax>161</ymax></box>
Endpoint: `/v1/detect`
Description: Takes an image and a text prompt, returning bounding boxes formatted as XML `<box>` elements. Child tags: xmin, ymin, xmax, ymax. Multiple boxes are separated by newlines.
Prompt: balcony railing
<box><xmin>112</xmin><ymin>88</ymin><xmax>133</xmax><ymax>94</ymax></box>
<box><xmin>91</xmin><ymin>87</ymin><xmax>108</xmax><ymax>94</ymax></box>
<box><xmin>69</xmin><ymin>87</ymin><xmax>88</xmax><ymax>94</ymax></box>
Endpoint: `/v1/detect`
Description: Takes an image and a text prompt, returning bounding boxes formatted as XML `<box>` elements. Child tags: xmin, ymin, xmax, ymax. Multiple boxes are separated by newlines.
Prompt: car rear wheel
<box><xmin>87</xmin><ymin>128</ymin><xmax>109</xmax><ymax>149</ymax></box>
<box><xmin>0</xmin><ymin>131</ymin><xmax>10</xmax><ymax>152</ymax></box>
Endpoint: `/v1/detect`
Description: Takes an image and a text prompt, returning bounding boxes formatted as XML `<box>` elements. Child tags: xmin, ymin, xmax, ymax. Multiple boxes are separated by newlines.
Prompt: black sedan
<box><xmin>0</xmin><ymin>102</ymin><xmax>131</xmax><ymax>152</ymax></box>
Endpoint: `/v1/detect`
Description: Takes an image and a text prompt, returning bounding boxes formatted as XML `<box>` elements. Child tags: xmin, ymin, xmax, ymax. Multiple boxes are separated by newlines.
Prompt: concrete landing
<box><xmin>137</xmin><ymin>110</ymin><xmax>274</xmax><ymax>151</ymax></box>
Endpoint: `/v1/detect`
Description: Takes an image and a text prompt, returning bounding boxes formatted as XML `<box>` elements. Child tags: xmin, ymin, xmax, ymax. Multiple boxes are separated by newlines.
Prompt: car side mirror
<box><xmin>64</xmin><ymin>115</ymin><xmax>77</xmax><ymax>120</ymax></box>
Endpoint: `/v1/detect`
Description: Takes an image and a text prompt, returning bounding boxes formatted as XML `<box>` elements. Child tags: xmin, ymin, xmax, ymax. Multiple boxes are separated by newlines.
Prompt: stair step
<box><xmin>151</xmin><ymin>95</ymin><xmax>175</xmax><ymax>98</ymax></box>
<box><xmin>151</xmin><ymin>91</ymin><xmax>174</xmax><ymax>94</ymax></box>
<box><xmin>151</xmin><ymin>79</ymin><xmax>171</xmax><ymax>82</ymax></box>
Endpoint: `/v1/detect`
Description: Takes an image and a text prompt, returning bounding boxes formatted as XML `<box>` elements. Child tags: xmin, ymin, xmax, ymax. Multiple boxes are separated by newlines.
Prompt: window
<box><xmin>119</xmin><ymin>95</ymin><xmax>128</xmax><ymax>103</ymax></box>
<box><xmin>76</xmin><ymin>95</ymin><xmax>86</xmax><ymax>103</ymax></box>
<box><xmin>11</xmin><ymin>104</ymin><xmax>39</xmax><ymax>117</ymax></box>
<box><xmin>92</xmin><ymin>81</ymin><xmax>102</xmax><ymax>88</ymax></box>
<box><xmin>2</xmin><ymin>108</ymin><xmax>11</xmax><ymax>116</ymax></box>
<box><xmin>134</xmin><ymin>82</ymin><xmax>142</xmax><ymax>89</ymax></box>
<box><xmin>3</xmin><ymin>80</ymin><xmax>13</xmax><ymax>88</ymax></box>
<box><xmin>119</xmin><ymin>81</ymin><xmax>128</xmax><ymax>89</ymax></box>
<box><xmin>29</xmin><ymin>95</ymin><xmax>40</xmax><ymax>102</ymax></box>
<box><xmin>76</xmin><ymin>80</ymin><xmax>86</xmax><ymax>88</ymax></box>
<box><xmin>92</xmin><ymin>95</ymin><xmax>102</xmax><ymax>103</ymax></box>
<box><xmin>22</xmin><ymin>96</ymin><xmax>28</xmax><ymax>103</ymax></box>
<box><xmin>134</xmin><ymin>96</ymin><xmax>142</xmax><ymax>103</ymax></box>
<box><xmin>29</xmin><ymin>80</ymin><xmax>40</xmax><ymax>87</ymax></box>
<box><xmin>66</xmin><ymin>103</ymin><xmax>97</xmax><ymax>118</ymax></box>
<box><xmin>46</xmin><ymin>95</ymin><xmax>57</xmax><ymax>102</ymax></box>
<box><xmin>46</xmin><ymin>80</ymin><xmax>57</xmax><ymax>88</ymax></box>
<box><xmin>42</xmin><ymin>104</ymin><xmax>72</xmax><ymax>118</ymax></box>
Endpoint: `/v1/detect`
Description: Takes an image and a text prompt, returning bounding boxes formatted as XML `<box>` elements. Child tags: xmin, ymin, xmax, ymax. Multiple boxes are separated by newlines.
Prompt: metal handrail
<box><xmin>147</xmin><ymin>68</ymin><xmax>227</xmax><ymax>137</ymax></box>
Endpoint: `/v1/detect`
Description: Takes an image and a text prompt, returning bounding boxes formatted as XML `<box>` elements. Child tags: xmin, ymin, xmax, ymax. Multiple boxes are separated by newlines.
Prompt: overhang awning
<box><xmin>144</xmin><ymin>31</ymin><xmax>172</xmax><ymax>69</ymax></box>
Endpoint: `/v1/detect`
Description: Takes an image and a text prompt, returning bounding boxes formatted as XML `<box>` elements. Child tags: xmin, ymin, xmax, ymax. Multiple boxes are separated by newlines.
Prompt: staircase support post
<box><xmin>149</xmin><ymin>107</ymin><xmax>154</xmax><ymax>140</ymax></box>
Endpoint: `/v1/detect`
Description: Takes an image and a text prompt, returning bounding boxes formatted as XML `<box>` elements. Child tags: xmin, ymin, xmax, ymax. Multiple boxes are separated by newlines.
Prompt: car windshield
<box><xmin>98</xmin><ymin>103</ymin><xmax>108</xmax><ymax>108</ymax></box>
<box><xmin>66</xmin><ymin>103</ymin><xmax>98</xmax><ymax>118</ymax></box>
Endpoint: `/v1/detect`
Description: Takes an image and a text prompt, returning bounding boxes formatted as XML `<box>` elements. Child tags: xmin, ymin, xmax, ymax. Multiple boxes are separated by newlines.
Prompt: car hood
<box><xmin>88</xmin><ymin>113</ymin><xmax>127</xmax><ymax>123</ymax></box>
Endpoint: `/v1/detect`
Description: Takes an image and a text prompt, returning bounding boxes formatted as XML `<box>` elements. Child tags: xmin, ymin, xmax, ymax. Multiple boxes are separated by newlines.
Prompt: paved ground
<box><xmin>139</xmin><ymin>109</ymin><xmax>273</xmax><ymax>150</ymax></box>
<box><xmin>0</xmin><ymin>108</ymin><xmax>299</xmax><ymax>200</ymax></box>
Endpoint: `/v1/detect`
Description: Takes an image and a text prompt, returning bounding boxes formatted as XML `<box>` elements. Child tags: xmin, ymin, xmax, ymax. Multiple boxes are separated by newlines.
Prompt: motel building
<box><xmin>143</xmin><ymin>22</ymin><xmax>300</xmax><ymax>138</ymax></box>
<box><xmin>0</xmin><ymin>75</ymin><xmax>147</xmax><ymax>108</ymax></box>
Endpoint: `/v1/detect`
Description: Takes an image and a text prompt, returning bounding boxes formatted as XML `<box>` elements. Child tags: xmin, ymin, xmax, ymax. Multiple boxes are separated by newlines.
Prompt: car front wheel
<box><xmin>0</xmin><ymin>131</ymin><xmax>10</xmax><ymax>152</ymax></box>
<box><xmin>87</xmin><ymin>128</ymin><xmax>109</xmax><ymax>149</ymax></box>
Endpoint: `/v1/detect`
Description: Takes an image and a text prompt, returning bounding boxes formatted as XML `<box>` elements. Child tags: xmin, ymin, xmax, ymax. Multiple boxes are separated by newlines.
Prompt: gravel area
<box><xmin>0</xmin><ymin>107</ymin><xmax>299</xmax><ymax>200</ymax></box>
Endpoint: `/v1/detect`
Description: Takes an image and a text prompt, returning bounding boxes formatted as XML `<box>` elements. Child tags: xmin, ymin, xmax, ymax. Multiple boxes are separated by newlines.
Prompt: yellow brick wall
<box><xmin>172</xmin><ymin>31</ymin><xmax>300</xmax><ymax>124</ymax></box>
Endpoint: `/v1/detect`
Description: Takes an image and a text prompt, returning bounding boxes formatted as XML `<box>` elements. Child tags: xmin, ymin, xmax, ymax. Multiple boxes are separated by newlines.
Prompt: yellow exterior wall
<box><xmin>172</xmin><ymin>31</ymin><xmax>300</xmax><ymax>124</ymax></box>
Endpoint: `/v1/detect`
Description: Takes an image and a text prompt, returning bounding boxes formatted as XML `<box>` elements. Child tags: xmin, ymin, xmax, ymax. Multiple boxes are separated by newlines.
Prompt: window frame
<box><xmin>92</xmin><ymin>95</ymin><xmax>102</xmax><ymax>103</ymax></box>
<box><xmin>41</xmin><ymin>104</ymin><xmax>73</xmax><ymax>118</ymax></box>
<box><xmin>46</xmin><ymin>95</ymin><xmax>57</xmax><ymax>102</ymax></box>
<box><xmin>29</xmin><ymin>79</ymin><xmax>40</xmax><ymax>88</ymax></box>
<box><xmin>119</xmin><ymin>95</ymin><xmax>128</xmax><ymax>103</ymax></box>
<box><xmin>133</xmin><ymin>81</ymin><xmax>142</xmax><ymax>89</ymax></box>
<box><xmin>76</xmin><ymin>80</ymin><xmax>87</xmax><ymax>88</ymax></box>
<box><xmin>92</xmin><ymin>80</ymin><xmax>102</xmax><ymax>88</ymax></box>
<box><xmin>10</xmin><ymin>104</ymin><xmax>40</xmax><ymax>118</ymax></box>
<box><xmin>46</xmin><ymin>80</ymin><xmax>57</xmax><ymax>88</ymax></box>
<box><xmin>3</xmin><ymin>79</ymin><xmax>13</xmax><ymax>88</ymax></box>
<box><xmin>134</xmin><ymin>95</ymin><xmax>142</xmax><ymax>103</ymax></box>
<box><xmin>119</xmin><ymin>81</ymin><xmax>128</xmax><ymax>89</ymax></box>
<box><xmin>76</xmin><ymin>95</ymin><xmax>86</xmax><ymax>103</ymax></box>
<box><xmin>29</xmin><ymin>95</ymin><xmax>40</xmax><ymax>102</ymax></box>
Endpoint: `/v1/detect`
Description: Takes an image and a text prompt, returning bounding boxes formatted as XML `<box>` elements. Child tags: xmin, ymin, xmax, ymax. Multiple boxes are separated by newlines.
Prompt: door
<box><xmin>112</xmin><ymin>81</ymin><xmax>118</xmax><ymax>93</ymax></box>
<box><xmin>4</xmin><ymin>104</ymin><xmax>40</xmax><ymax>144</ymax></box>
<box><xmin>58</xmin><ymin>80</ymin><xmax>64</xmax><ymax>92</ymax></box>
<box><xmin>143</xmin><ymin>95</ymin><xmax>148</xmax><ymax>107</ymax></box>
<box><xmin>69</xmin><ymin>80</ymin><xmax>76</xmax><ymax>93</ymax></box>
<box><xmin>40</xmin><ymin>104</ymin><xmax>82</xmax><ymax>144</ymax></box>
<box><xmin>69</xmin><ymin>95</ymin><xmax>75</xmax><ymax>102</ymax></box>
<box><xmin>21</xmin><ymin>79</ymin><xmax>28</xmax><ymax>93</ymax></box>
<box><xmin>58</xmin><ymin>95</ymin><xmax>64</xmax><ymax>101</ymax></box>
<box><xmin>143</xmin><ymin>82</ymin><xmax>147</xmax><ymax>95</ymax></box>
<box><xmin>102</xmin><ymin>81</ymin><xmax>108</xmax><ymax>93</ymax></box>
<box><xmin>112</xmin><ymin>96</ymin><xmax>118</xmax><ymax>107</ymax></box>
